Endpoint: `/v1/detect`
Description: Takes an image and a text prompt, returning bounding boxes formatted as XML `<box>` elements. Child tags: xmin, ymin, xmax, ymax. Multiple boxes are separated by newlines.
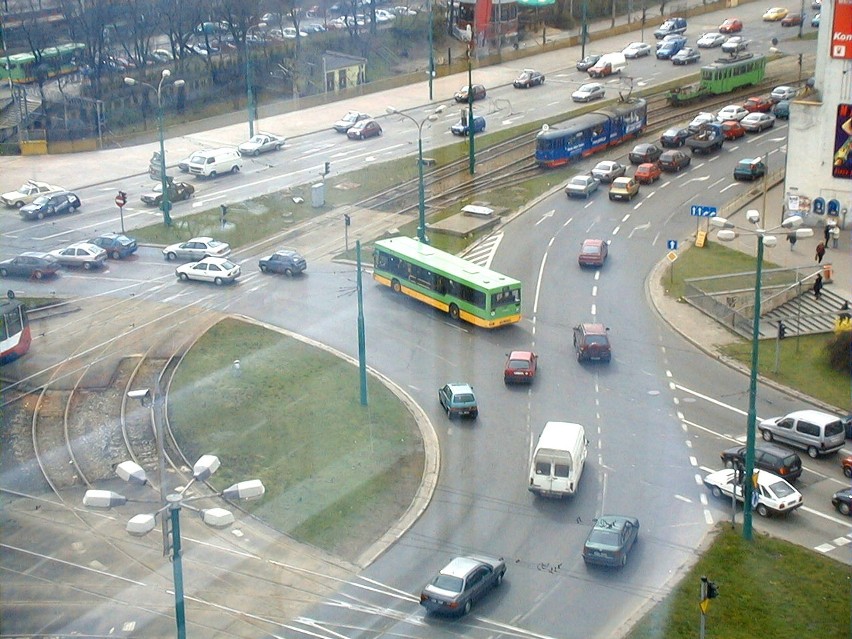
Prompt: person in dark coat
<box><xmin>815</xmin><ymin>242</ymin><xmax>826</xmax><ymax>263</ymax></box>
<box><xmin>813</xmin><ymin>274</ymin><xmax>823</xmax><ymax>301</ymax></box>
<box><xmin>824</xmin><ymin>225</ymin><xmax>831</xmax><ymax>245</ymax></box>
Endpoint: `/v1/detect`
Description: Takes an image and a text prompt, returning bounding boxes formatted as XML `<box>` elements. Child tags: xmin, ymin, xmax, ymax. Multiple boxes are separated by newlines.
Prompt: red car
<box><xmin>842</xmin><ymin>455</ymin><xmax>852</xmax><ymax>478</ymax></box>
<box><xmin>578</xmin><ymin>238</ymin><xmax>609</xmax><ymax>267</ymax></box>
<box><xmin>720</xmin><ymin>120</ymin><xmax>747</xmax><ymax>140</ymax></box>
<box><xmin>743</xmin><ymin>96</ymin><xmax>774</xmax><ymax>113</ymax></box>
<box><xmin>719</xmin><ymin>18</ymin><xmax>743</xmax><ymax>33</ymax></box>
<box><xmin>347</xmin><ymin>119</ymin><xmax>383</xmax><ymax>140</ymax></box>
<box><xmin>781</xmin><ymin>13</ymin><xmax>802</xmax><ymax>26</ymax></box>
<box><xmin>504</xmin><ymin>350</ymin><xmax>538</xmax><ymax>384</ymax></box>
<box><xmin>634</xmin><ymin>162</ymin><xmax>662</xmax><ymax>184</ymax></box>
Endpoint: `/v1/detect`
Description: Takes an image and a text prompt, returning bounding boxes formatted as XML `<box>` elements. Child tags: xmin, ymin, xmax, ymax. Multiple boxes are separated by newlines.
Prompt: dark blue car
<box><xmin>90</xmin><ymin>233</ymin><xmax>138</xmax><ymax>259</ymax></box>
<box><xmin>451</xmin><ymin>115</ymin><xmax>486</xmax><ymax>136</ymax></box>
<box><xmin>656</xmin><ymin>36</ymin><xmax>687</xmax><ymax>59</ymax></box>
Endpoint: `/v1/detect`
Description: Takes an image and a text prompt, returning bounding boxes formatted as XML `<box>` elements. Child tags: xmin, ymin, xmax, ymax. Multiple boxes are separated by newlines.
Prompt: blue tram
<box><xmin>535</xmin><ymin>99</ymin><xmax>647</xmax><ymax>168</ymax></box>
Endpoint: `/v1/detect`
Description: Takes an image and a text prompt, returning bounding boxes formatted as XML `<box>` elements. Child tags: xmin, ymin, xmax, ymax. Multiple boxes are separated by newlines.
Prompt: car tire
<box><xmin>0</xmin><ymin>268</ymin><xmax>6</xmax><ymax>277</ymax></box>
<box><xmin>761</xmin><ymin>429</ymin><xmax>773</xmax><ymax>442</ymax></box>
<box><xmin>724</xmin><ymin>459</ymin><xmax>734</xmax><ymax>469</ymax></box>
<box><xmin>214</xmin><ymin>277</ymin><xmax>224</xmax><ymax>286</ymax></box>
<box><xmin>756</xmin><ymin>504</ymin><xmax>769</xmax><ymax>517</ymax></box>
<box><xmin>391</xmin><ymin>279</ymin><xmax>402</xmax><ymax>293</ymax></box>
<box><xmin>496</xmin><ymin>571</ymin><xmax>504</xmax><ymax>585</ymax></box>
<box><xmin>111</xmin><ymin>250</ymin><xmax>121</xmax><ymax>260</ymax></box>
<box><xmin>463</xmin><ymin>600</ymin><xmax>471</xmax><ymax>616</ymax></box>
<box><xmin>83</xmin><ymin>262</ymin><xmax>93</xmax><ymax>270</ymax></box>
<box><xmin>260</xmin><ymin>264</ymin><xmax>269</xmax><ymax>273</ymax></box>
<box><xmin>844</xmin><ymin>466</ymin><xmax>852</xmax><ymax>479</ymax></box>
<box><xmin>711</xmin><ymin>486</ymin><xmax>723</xmax><ymax>499</ymax></box>
<box><xmin>284</xmin><ymin>267</ymin><xmax>294</xmax><ymax>277</ymax></box>
<box><xmin>166</xmin><ymin>252</ymin><xmax>177</xmax><ymax>261</ymax></box>
<box><xmin>252</xmin><ymin>150</ymin><xmax>260</xmax><ymax>157</ymax></box>
<box><xmin>231</xmin><ymin>165</ymin><xmax>240</xmax><ymax>174</ymax></box>
<box><xmin>210</xmin><ymin>171</ymin><xmax>218</xmax><ymax>178</ymax></box>
<box><xmin>14</xmin><ymin>201</ymin><xmax>24</xmax><ymax>208</ymax></box>
<box><xmin>807</xmin><ymin>446</ymin><xmax>819</xmax><ymax>459</ymax></box>
<box><xmin>37</xmin><ymin>211</ymin><xmax>45</xmax><ymax>220</ymax></box>
<box><xmin>840</xmin><ymin>503</ymin><xmax>851</xmax><ymax>516</ymax></box>
<box><xmin>470</xmin><ymin>409</ymin><xmax>478</xmax><ymax>419</ymax></box>
<box><xmin>179</xmin><ymin>273</ymin><xmax>189</xmax><ymax>281</ymax></box>
<box><xmin>620</xmin><ymin>553</ymin><xmax>627</xmax><ymax>567</ymax></box>
<box><xmin>449</xmin><ymin>304</ymin><xmax>460</xmax><ymax>320</ymax></box>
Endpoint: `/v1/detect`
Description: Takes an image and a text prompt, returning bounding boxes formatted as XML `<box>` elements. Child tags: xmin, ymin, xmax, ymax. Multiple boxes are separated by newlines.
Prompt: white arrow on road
<box><xmin>684</xmin><ymin>175</ymin><xmax>710</xmax><ymax>186</ymax></box>
<box><xmin>536</xmin><ymin>209</ymin><xmax>555</xmax><ymax>225</ymax></box>
<box><xmin>629</xmin><ymin>221</ymin><xmax>651</xmax><ymax>238</ymax></box>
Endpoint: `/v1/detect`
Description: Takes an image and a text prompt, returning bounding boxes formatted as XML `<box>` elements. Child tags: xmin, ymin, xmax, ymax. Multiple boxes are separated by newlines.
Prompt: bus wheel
<box><xmin>391</xmin><ymin>279</ymin><xmax>402</xmax><ymax>293</ymax></box>
<box><xmin>449</xmin><ymin>304</ymin><xmax>460</xmax><ymax>320</ymax></box>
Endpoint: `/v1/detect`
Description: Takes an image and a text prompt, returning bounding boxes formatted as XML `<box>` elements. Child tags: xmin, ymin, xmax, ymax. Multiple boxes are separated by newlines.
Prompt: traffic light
<box><xmin>778</xmin><ymin>321</ymin><xmax>787</xmax><ymax>340</ymax></box>
<box><xmin>220</xmin><ymin>204</ymin><xmax>227</xmax><ymax>227</ymax></box>
<box><xmin>324</xmin><ymin>161</ymin><xmax>331</xmax><ymax>175</ymax></box>
<box><xmin>344</xmin><ymin>213</ymin><xmax>351</xmax><ymax>227</ymax></box>
<box><xmin>707</xmin><ymin>581</ymin><xmax>719</xmax><ymax>599</ymax></box>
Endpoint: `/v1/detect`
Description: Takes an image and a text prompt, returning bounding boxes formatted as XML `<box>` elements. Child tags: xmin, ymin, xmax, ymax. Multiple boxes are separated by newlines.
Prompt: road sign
<box><xmin>667</xmin><ymin>239</ymin><xmax>678</xmax><ymax>250</ymax></box>
<box><xmin>690</xmin><ymin>205</ymin><xmax>717</xmax><ymax>217</ymax></box>
<box><xmin>115</xmin><ymin>191</ymin><xmax>127</xmax><ymax>208</ymax></box>
<box><xmin>666</xmin><ymin>251</ymin><xmax>678</xmax><ymax>263</ymax></box>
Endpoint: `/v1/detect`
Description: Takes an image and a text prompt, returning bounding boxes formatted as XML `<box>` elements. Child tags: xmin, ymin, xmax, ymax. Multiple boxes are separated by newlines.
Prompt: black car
<box><xmin>628</xmin><ymin>143</ymin><xmax>662</xmax><ymax>164</ymax></box>
<box><xmin>576</xmin><ymin>54</ymin><xmax>601</xmax><ymax>71</ymax></box>
<box><xmin>90</xmin><ymin>233</ymin><xmax>138</xmax><ymax>259</ymax></box>
<box><xmin>582</xmin><ymin>515</ymin><xmax>640</xmax><ymax>567</ymax></box>
<box><xmin>720</xmin><ymin>444</ymin><xmax>803</xmax><ymax>482</ymax></box>
<box><xmin>513</xmin><ymin>69</ymin><xmax>545</xmax><ymax>88</ymax></box>
<box><xmin>140</xmin><ymin>181</ymin><xmax>195</xmax><ymax>207</ymax></box>
<box><xmin>454</xmin><ymin>84</ymin><xmax>486</xmax><ymax>103</ymax></box>
<box><xmin>420</xmin><ymin>555</ymin><xmax>506</xmax><ymax>616</ymax></box>
<box><xmin>258</xmin><ymin>249</ymin><xmax>307</xmax><ymax>276</ymax></box>
<box><xmin>660</xmin><ymin>127</ymin><xmax>690</xmax><ymax>148</ymax></box>
<box><xmin>832</xmin><ymin>488</ymin><xmax>852</xmax><ymax>516</ymax></box>
<box><xmin>19</xmin><ymin>191</ymin><xmax>81</xmax><ymax>220</ymax></box>
<box><xmin>842</xmin><ymin>414</ymin><xmax>852</xmax><ymax>438</ymax></box>
<box><xmin>659</xmin><ymin>150</ymin><xmax>692</xmax><ymax>172</ymax></box>
<box><xmin>0</xmin><ymin>252</ymin><xmax>60</xmax><ymax>279</ymax></box>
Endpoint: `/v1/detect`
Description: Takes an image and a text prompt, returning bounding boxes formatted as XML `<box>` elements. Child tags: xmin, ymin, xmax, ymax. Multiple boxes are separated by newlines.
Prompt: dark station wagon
<box><xmin>573</xmin><ymin>323</ymin><xmax>611</xmax><ymax>362</ymax></box>
<box><xmin>720</xmin><ymin>443</ymin><xmax>803</xmax><ymax>482</ymax></box>
<box><xmin>258</xmin><ymin>249</ymin><xmax>307</xmax><ymax>276</ymax></box>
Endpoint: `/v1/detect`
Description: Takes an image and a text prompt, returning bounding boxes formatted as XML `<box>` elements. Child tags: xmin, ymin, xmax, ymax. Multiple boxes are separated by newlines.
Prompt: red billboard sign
<box><xmin>832</xmin><ymin>0</ymin><xmax>852</xmax><ymax>59</ymax></box>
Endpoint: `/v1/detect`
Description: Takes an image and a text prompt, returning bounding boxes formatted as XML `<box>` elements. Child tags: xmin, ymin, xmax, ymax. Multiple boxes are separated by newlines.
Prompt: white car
<box><xmin>622</xmin><ymin>42</ymin><xmax>651</xmax><ymax>58</ymax></box>
<box><xmin>741</xmin><ymin>112</ymin><xmax>776</xmax><ymax>132</ymax></box>
<box><xmin>721</xmin><ymin>36</ymin><xmax>749</xmax><ymax>53</ymax></box>
<box><xmin>2</xmin><ymin>180</ymin><xmax>64</xmax><ymax>208</ymax></box>
<box><xmin>770</xmin><ymin>85</ymin><xmax>798</xmax><ymax>102</ymax></box>
<box><xmin>281</xmin><ymin>27</ymin><xmax>308</xmax><ymax>38</ymax></box>
<box><xmin>175</xmin><ymin>257</ymin><xmax>241</xmax><ymax>285</ymax></box>
<box><xmin>716</xmin><ymin>105</ymin><xmax>749</xmax><ymax>121</ymax></box>
<box><xmin>688</xmin><ymin>112</ymin><xmax>717</xmax><ymax>132</ymax></box>
<box><xmin>162</xmin><ymin>236</ymin><xmax>231</xmax><ymax>261</ymax></box>
<box><xmin>572</xmin><ymin>82</ymin><xmax>605</xmax><ymax>102</ymax></box>
<box><xmin>392</xmin><ymin>5</ymin><xmax>417</xmax><ymax>15</ymax></box>
<box><xmin>49</xmin><ymin>242</ymin><xmax>108</xmax><ymax>270</ymax></box>
<box><xmin>178</xmin><ymin>150</ymin><xmax>207</xmax><ymax>172</ymax></box>
<box><xmin>703</xmin><ymin>468</ymin><xmax>803</xmax><ymax>517</ymax></box>
<box><xmin>697</xmin><ymin>32</ymin><xmax>726</xmax><ymax>48</ymax></box>
<box><xmin>237</xmin><ymin>133</ymin><xmax>285</xmax><ymax>156</ymax></box>
<box><xmin>375</xmin><ymin>9</ymin><xmax>395</xmax><ymax>22</ymax></box>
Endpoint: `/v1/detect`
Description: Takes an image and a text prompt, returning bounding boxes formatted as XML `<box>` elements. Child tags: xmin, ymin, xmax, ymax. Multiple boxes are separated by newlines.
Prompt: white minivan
<box><xmin>528</xmin><ymin>421</ymin><xmax>587</xmax><ymax>498</ymax></box>
<box><xmin>187</xmin><ymin>148</ymin><xmax>243</xmax><ymax>177</ymax></box>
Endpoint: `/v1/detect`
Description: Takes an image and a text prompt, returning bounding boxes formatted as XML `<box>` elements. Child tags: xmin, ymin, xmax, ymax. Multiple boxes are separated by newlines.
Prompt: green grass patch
<box><xmin>661</xmin><ymin>242</ymin><xmax>783</xmax><ymax>300</ymax></box>
<box><xmin>721</xmin><ymin>334</ymin><xmax>851</xmax><ymax>410</ymax></box>
<box><xmin>627</xmin><ymin>526</ymin><xmax>850</xmax><ymax>639</ymax></box>
<box><xmin>167</xmin><ymin>318</ymin><xmax>423</xmax><ymax>559</ymax></box>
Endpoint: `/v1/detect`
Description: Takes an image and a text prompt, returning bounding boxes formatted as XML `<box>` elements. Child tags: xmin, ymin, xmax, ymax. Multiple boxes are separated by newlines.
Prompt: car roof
<box><xmin>582</xmin><ymin>238</ymin><xmax>605</xmax><ymax>246</ymax></box>
<box><xmin>579</xmin><ymin>322</ymin><xmax>607</xmax><ymax>333</ymax></box>
<box><xmin>612</xmin><ymin>177</ymin><xmax>632</xmax><ymax>184</ymax></box>
<box><xmin>67</xmin><ymin>242</ymin><xmax>102</xmax><ymax>250</ymax></box>
<box><xmin>21</xmin><ymin>251</ymin><xmax>52</xmax><ymax>258</ymax></box>
<box><xmin>445</xmin><ymin>382</ymin><xmax>474</xmax><ymax>393</ymax></box>
<box><xmin>189</xmin><ymin>236</ymin><xmax>215</xmax><ymax>242</ymax></box>
<box><xmin>508</xmin><ymin>350</ymin><xmax>535</xmax><ymax>359</ymax></box>
<box><xmin>440</xmin><ymin>556</ymin><xmax>482</xmax><ymax>578</ymax></box>
<box><xmin>198</xmin><ymin>256</ymin><xmax>233</xmax><ymax>265</ymax></box>
<box><xmin>593</xmin><ymin>515</ymin><xmax>636</xmax><ymax>531</ymax></box>
<box><xmin>783</xmin><ymin>409</ymin><xmax>841</xmax><ymax>425</ymax></box>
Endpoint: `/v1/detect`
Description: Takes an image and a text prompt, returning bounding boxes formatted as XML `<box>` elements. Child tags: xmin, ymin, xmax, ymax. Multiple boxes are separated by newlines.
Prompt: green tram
<box><xmin>667</xmin><ymin>54</ymin><xmax>766</xmax><ymax>106</ymax></box>
<box><xmin>373</xmin><ymin>236</ymin><xmax>522</xmax><ymax>328</ymax></box>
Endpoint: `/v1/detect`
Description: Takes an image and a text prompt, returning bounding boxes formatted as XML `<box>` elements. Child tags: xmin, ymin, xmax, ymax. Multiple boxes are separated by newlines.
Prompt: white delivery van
<box><xmin>187</xmin><ymin>148</ymin><xmax>243</xmax><ymax>177</ymax></box>
<box><xmin>588</xmin><ymin>52</ymin><xmax>627</xmax><ymax>78</ymax></box>
<box><xmin>528</xmin><ymin>421</ymin><xmax>587</xmax><ymax>498</ymax></box>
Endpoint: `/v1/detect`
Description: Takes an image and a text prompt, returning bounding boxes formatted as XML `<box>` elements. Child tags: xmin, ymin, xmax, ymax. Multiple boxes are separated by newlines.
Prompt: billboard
<box><xmin>832</xmin><ymin>0</ymin><xmax>852</xmax><ymax>59</ymax></box>
<box><xmin>833</xmin><ymin>104</ymin><xmax>852</xmax><ymax>179</ymax></box>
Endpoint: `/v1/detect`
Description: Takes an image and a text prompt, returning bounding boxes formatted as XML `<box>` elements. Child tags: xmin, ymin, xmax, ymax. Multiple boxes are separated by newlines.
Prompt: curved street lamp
<box><xmin>246</xmin><ymin>22</ymin><xmax>267</xmax><ymax>138</ymax></box>
<box><xmin>386</xmin><ymin>104</ymin><xmax>446</xmax><ymax>244</ymax></box>
<box><xmin>124</xmin><ymin>70</ymin><xmax>184</xmax><ymax>226</ymax></box>
<box><xmin>710</xmin><ymin>210</ymin><xmax>813</xmax><ymax>540</ymax></box>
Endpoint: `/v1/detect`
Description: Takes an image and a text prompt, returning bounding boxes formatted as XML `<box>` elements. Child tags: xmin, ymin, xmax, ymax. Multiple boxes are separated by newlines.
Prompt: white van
<box><xmin>187</xmin><ymin>148</ymin><xmax>243</xmax><ymax>177</ymax></box>
<box><xmin>528</xmin><ymin>421</ymin><xmax>588</xmax><ymax>498</ymax></box>
<box><xmin>588</xmin><ymin>52</ymin><xmax>627</xmax><ymax>78</ymax></box>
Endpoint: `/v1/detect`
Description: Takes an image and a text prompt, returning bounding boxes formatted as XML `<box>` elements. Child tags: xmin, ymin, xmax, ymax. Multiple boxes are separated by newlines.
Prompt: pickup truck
<box><xmin>686</xmin><ymin>123</ymin><xmax>724</xmax><ymax>154</ymax></box>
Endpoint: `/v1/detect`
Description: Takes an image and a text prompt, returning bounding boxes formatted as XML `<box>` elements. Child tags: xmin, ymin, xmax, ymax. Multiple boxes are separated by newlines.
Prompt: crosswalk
<box><xmin>461</xmin><ymin>231</ymin><xmax>503</xmax><ymax>268</ymax></box>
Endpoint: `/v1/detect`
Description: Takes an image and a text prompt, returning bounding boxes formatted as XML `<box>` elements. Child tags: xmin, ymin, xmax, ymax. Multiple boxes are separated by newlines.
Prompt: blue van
<box><xmin>654</xmin><ymin>17</ymin><xmax>687</xmax><ymax>39</ymax></box>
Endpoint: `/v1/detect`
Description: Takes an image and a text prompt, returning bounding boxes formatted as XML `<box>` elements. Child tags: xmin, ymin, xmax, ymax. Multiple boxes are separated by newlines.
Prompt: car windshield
<box><xmin>220</xmin><ymin>260</ymin><xmax>237</xmax><ymax>269</ymax></box>
<box><xmin>585</xmin><ymin>335</ymin><xmax>609</xmax><ymax>346</ymax></box>
<box><xmin>208</xmin><ymin>240</ymin><xmax>225</xmax><ymax>248</ymax></box>
<box><xmin>588</xmin><ymin>529</ymin><xmax>620</xmax><ymax>546</ymax></box>
<box><xmin>508</xmin><ymin>359</ymin><xmax>530</xmax><ymax>370</ymax></box>
<box><xmin>767</xmin><ymin>480</ymin><xmax>796</xmax><ymax>499</ymax></box>
<box><xmin>582</xmin><ymin>245</ymin><xmax>601</xmax><ymax>255</ymax></box>
<box><xmin>31</xmin><ymin>196</ymin><xmax>50</xmax><ymax>205</ymax></box>
<box><xmin>432</xmin><ymin>574</ymin><xmax>464</xmax><ymax>593</ymax></box>
<box><xmin>454</xmin><ymin>393</ymin><xmax>475</xmax><ymax>404</ymax></box>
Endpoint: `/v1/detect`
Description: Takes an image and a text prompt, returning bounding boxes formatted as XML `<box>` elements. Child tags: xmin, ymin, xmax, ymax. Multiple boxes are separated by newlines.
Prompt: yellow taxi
<box><xmin>762</xmin><ymin>7</ymin><xmax>789</xmax><ymax>21</ymax></box>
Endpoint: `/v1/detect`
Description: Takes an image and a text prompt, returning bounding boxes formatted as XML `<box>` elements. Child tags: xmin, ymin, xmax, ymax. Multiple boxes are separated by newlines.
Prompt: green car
<box><xmin>438</xmin><ymin>383</ymin><xmax>478</xmax><ymax>419</ymax></box>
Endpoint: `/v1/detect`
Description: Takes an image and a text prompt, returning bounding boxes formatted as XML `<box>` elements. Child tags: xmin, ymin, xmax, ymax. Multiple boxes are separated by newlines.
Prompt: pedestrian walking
<box><xmin>815</xmin><ymin>242</ymin><xmax>826</xmax><ymax>263</ymax></box>
<box><xmin>813</xmin><ymin>274</ymin><xmax>823</xmax><ymax>301</ymax></box>
<box><xmin>830</xmin><ymin>225</ymin><xmax>840</xmax><ymax>248</ymax></box>
<box><xmin>823</xmin><ymin>224</ymin><xmax>831</xmax><ymax>246</ymax></box>
<box><xmin>787</xmin><ymin>233</ymin><xmax>797</xmax><ymax>250</ymax></box>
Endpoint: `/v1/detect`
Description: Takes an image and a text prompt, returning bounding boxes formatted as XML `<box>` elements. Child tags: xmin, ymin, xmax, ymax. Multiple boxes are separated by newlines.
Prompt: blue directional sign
<box><xmin>690</xmin><ymin>205</ymin><xmax>717</xmax><ymax>217</ymax></box>
<box><xmin>667</xmin><ymin>240</ymin><xmax>678</xmax><ymax>251</ymax></box>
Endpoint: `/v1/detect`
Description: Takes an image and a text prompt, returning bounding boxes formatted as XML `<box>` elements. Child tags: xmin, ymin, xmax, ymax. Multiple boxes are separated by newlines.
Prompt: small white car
<box><xmin>697</xmin><ymin>32</ymin><xmax>726</xmax><ymax>48</ymax></box>
<box><xmin>721</xmin><ymin>36</ymin><xmax>749</xmax><ymax>53</ymax></box>
<box><xmin>688</xmin><ymin>112</ymin><xmax>717</xmax><ymax>132</ymax></box>
<box><xmin>716</xmin><ymin>105</ymin><xmax>750</xmax><ymax>121</ymax></box>
<box><xmin>703</xmin><ymin>468</ymin><xmax>803</xmax><ymax>517</ymax></box>
<box><xmin>2</xmin><ymin>180</ymin><xmax>64</xmax><ymax>208</ymax></box>
<box><xmin>237</xmin><ymin>133</ymin><xmax>285</xmax><ymax>156</ymax></box>
<box><xmin>162</xmin><ymin>236</ymin><xmax>231</xmax><ymax>261</ymax></box>
<box><xmin>176</xmin><ymin>257</ymin><xmax>241</xmax><ymax>285</ymax></box>
<box><xmin>49</xmin><ymin>242</ymin><xmax>108</xmax><ymax>270</ymax></box>
<box><xmin>770</xmin><ymin>85</ymin><xmax>798</xmax><ymax>102</ymax></box>
<box><xmin>572</xmin><ymin>83</ymin><xmax>605</xmax><ymax>102</ymax></box>
<box><xmin>740</xmin><ymin>112</ymin><xmax>776</xmax><ymax>132</ymax></box>
<box><xmin>590</xmin><ymin>160</ymin><xmax>626</xmax><ymax>183</ymax></box>
<box><xmin>622</xmin><ymin>42</ymin><xmax>651</xmax><ymax>58</ymax></box>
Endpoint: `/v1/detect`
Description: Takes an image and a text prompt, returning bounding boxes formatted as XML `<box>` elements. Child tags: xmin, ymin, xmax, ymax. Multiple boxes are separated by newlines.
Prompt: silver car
<box><xmin>591</xmin><ymin>160</ymin><xmax>626</xmax><ymax>183</ymax></box>
<box><xmin>740</xmin><ymin>112</ymin><xmax>776</xmax><ymax>132</ymax></box>
<box><xmin>572</xmin><ymin>83</ymin><xmax>605</xmax><ymax>102</ymax></box>
<box><xmin>758</xmin><ymin>410</ymin><xmax>845</xmax><ymax>458</ymax></box>
<box><xmin>162</xmin><ymin>236</ymin><xmax>231</xmax><ymax>261</ymax></box>
<box><xmin>237</xmin><ymin>133</ymin><xmax>285</xmax><ymax>156</ymax></box>
<box><xmin>565</xmin><ymin>174</ymin><xmax>601</xmax><ymax>198</ymax></box>
<box><xmin>49</xmin><ymin>242</ymin><xmax>107</xmax><ymax>270</ymax></box>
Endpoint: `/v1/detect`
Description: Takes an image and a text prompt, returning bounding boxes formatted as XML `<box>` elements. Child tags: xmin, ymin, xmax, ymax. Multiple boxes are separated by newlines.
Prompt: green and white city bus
<box><xmin>373</xmin><ymin>236</ymin><xmax>522</xmax><ymax>328</ymax></box>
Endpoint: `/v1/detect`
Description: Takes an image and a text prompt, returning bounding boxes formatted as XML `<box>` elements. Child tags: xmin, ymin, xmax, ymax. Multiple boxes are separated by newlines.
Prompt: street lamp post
<box><xmin>467</xmin><ymin>43</ymin><xmax>475</xmax><ymax>175</ymax></box>
<box><xmin>246</xmin><ymin>22</ymin><xmax>267</xmax><ymax>138</ymax></box>
<box><xmin>124</xmin><ymin>70</ymin><xmax>184</xmax><ymax>226</ymax></box>
<box><xmin>386</xmin><ymin>105</ymin><xmax>446</xmax><ymax>243</ymax></box>
<box><xmin>428</xmin><ymin>0</ymin><xmax>434</xmax><ymax>100</ymax></box>
<box><xmin>710</xmin><ymin>211</ymin><xmax>813</xmax><ymax>540</ymax></box>
<box><xmin>83</xmin><ymin>397</ymin><xmax>265</xmax><ymax>639</ymax></box>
